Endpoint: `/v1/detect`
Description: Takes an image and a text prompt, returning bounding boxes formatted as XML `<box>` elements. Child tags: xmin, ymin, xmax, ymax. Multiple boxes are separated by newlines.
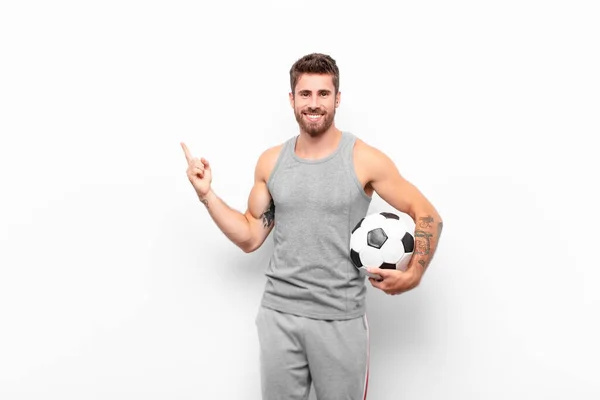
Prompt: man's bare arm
<box><xmin>365</xmin><ymin>144</ymin><xmax>443</xmax><ymax>275</ymax></box>
<box><xmin>199</xmin><ymin>147</ymin><xmax>278</xmax><ymax>253</ymax></box>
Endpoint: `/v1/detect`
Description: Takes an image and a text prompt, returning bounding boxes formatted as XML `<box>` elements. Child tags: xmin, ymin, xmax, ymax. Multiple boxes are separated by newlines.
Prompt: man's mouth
<box><xmin>304</xmin><ymin>112</ymin><xmax>324</xmax><ymax>122</ymax></box>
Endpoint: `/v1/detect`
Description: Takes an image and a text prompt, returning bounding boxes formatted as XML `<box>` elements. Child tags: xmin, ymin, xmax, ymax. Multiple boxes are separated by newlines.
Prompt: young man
<box><xmin>181</xmin><ymin>53</ymin><xmax>443</xmax><ymax>400</ymax></box>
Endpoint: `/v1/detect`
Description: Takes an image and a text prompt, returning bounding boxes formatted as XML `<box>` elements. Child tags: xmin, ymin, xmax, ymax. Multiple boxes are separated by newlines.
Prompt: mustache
<box><xmin>302</xmin><ymin>108</ymin><xmax>325</xmax><ymax>114</ymax></box>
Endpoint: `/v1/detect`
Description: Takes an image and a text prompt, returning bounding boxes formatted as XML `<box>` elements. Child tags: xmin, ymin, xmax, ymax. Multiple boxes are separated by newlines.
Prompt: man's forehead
<box><xmin>296</xmin><ymin>73</ymin><xmax>335</xmax><ymax>90</ymax></box>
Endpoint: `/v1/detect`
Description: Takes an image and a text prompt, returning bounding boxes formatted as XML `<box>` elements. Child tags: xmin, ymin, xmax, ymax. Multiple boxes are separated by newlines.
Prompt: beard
<box><xmin>294</xmin><ymin>107</ymin><xmax>335</xmax><ymax>137</ymax></box>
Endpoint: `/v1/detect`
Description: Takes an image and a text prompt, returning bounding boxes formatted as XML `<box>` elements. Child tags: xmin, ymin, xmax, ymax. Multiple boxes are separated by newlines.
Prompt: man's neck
<box><xmin>295</xmin><ymin>127</ymin><xmax>342</xmax><ymax>160</ymax></box>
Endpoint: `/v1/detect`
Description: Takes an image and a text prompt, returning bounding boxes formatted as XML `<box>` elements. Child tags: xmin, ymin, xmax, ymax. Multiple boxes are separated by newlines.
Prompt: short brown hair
<box><xmin>289</xmin><ymin>53</ymin><xmax>340</xmax><ymax>95</ymax></box>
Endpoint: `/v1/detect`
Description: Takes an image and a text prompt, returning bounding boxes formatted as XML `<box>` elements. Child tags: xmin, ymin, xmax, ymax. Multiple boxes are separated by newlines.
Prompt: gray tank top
<box><xmin>261</xmin><ymin>131</ymin><xmax>372</xmax><ymax>320</ymax></box>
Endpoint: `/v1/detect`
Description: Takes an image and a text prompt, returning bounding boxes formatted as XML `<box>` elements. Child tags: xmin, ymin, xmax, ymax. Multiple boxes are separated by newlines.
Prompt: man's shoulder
<box><xmin>352</xmin><ymin>136</ymin><xmax>381</xmax><ymax>161</ymax></box>
<box><xmin>255</xmin><ymin>140</ymin><xmax>288</xmax><ymax>181</ymax></box>
<box><xmin>258</xmin><ymin>141</ymin><xmax>285</xmax><ymax>165</ymax></box>
<box><xmin>352</xmin><ymin>136</ymin><xmax>395</xmax><ymax>181</ymax></box>
<box><xmin>262</xmin><ymin>142</ymin><xmax>285</xmax><ymax>159</ymax></box>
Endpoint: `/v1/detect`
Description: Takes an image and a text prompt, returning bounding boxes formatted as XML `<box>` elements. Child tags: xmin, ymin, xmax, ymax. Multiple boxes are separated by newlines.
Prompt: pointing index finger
<box><xmin>180</xmin><ymin>142</ymin><xmax>193</xmax><ymax>163</ymax></box>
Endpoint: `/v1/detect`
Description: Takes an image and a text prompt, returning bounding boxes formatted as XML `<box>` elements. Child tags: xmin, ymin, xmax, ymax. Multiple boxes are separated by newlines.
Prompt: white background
<box><xmin>1</xmin><ymin>1</ymin><xmax>599</xmax><ymax>399</ymax></box>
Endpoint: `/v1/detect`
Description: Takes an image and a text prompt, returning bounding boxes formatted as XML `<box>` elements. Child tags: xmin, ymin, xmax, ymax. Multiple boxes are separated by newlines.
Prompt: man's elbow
<box><xmin>242</xmin><ymin>246</ymin><xmax>258</xmax><ymax>254</ymax></box>
<box><xmin>239</xmin><ymin>241</ymin><xmax>257</xmax><ymax>253</ymax></box>
<box><xmin>239</xmin><ymin>236</ymin><xmax>263</xmax><ymax>253</ymax></box>
<box><xmin>413</xmin><ymin>201</ymin><xmax>443</xmax><ymax>225</ymax></box>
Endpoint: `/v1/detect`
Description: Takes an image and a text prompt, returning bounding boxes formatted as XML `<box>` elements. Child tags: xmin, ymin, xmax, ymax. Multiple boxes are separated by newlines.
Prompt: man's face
<box><xmin>290</xmin><ymin>73</ymin><xmax>340</xmax><ymax>137</ymax></box>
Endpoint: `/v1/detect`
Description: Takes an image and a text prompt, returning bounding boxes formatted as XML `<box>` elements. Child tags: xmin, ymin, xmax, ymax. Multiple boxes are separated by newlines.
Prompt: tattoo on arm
<box><xmin>413</xmin><ymin>216</ymin><xmax>443</xmax><ymax>271</ymax></box>
<box><xmin>262</xmin><ymin>199</ymin><xmax>275</xmax><ymax>228</ymax></box>
<box><xmin>201</xmin><ymin>198</ymin><xmax>209</xmax><ymax>209</ymax></box>
<box><xmin>414</xmin><ymin>230</ymin><xmax>432</xmax><ymax>255</ymax></box>
<box><xmin>418</xmin><ymin>216</ymin><xmax>434</xmax><ymax>229</ymax></box>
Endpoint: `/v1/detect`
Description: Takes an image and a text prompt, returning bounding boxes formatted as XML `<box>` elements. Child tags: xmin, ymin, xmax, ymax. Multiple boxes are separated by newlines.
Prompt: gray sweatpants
<box><xmin>255</xmin><ymin>306</ymin><xmax>370</xmax><ymax>400</ymax></box>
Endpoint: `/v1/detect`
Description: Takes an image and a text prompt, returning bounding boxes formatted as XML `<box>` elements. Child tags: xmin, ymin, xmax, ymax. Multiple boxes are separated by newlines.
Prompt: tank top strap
<box><xmin>339</xmin><ymin>131</ymin><xmax>357</xmax><ymax>160</ymax></box>
<box><xmin>285</xmin><ymin>134</ymin><xmax>298</xmax><ymax>158</ymax></box>
<box><xmin>267</xmin><ymin>135</ymin><xmax>297</xmax><ymax>189</ymax></box>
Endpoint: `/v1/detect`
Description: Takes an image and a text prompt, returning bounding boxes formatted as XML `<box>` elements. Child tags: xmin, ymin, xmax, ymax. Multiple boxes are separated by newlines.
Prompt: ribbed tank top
<box><xmin>261</xmin><ymin>131</ymin><xmax>372</xmax><ymax>320</ymax></box>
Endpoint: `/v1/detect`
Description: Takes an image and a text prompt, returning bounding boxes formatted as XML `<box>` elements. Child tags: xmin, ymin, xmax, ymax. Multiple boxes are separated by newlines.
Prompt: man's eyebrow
<box><xmin>297</xmin><ymin>89</ymin><xmax>332</xmax><ymax>93</ymax></box>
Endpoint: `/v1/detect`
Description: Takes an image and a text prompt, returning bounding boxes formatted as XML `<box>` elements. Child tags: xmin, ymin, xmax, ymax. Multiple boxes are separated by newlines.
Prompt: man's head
<box><xmin>289</xmin><ymin>53</ymin><xmax>341</xmax><ymax>137</ymax></box>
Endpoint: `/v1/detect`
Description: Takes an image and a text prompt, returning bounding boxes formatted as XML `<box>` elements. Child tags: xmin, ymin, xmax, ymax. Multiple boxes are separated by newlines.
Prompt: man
<box><xmin>181</xmin><ymin>53</ymin><xmax>443</xmax><ymax>400</ymax></box>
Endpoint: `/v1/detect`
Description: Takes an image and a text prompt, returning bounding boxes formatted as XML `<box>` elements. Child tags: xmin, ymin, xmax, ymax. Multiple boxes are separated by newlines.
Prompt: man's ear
<box><xmin>289</xmin><ymin>92</ymin><xmax>294</xmax><ymax>108</ymax></box>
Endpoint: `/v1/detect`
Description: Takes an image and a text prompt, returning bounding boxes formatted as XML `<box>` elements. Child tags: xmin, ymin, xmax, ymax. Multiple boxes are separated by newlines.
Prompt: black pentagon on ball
<box><xmin>350</xmin><ymin>249</ymin><xmax>363</xmax><ymax>268</ymax></box>
<box><xmin>351</xmin><ymin>217</ymin><xmax>365</xmax><ymax>234</ymax></box>
<box><xmin>381</xmin><ymin>262</ymin><xmax>396</xmax><ymax>270</ymax></box>
<box><xmin>402</xmin><ymin>232</ymin><xmax>415</xmax><ymax>253</ymax></box>
<box><xmin>367</xmin><ymin>228</ymin><xmax>387</xmax><ymax>249</ymax></box>
<box><xmin>380</xmin><ymin>212</ymin><xmax>400</xmax><ymax>220</ymax></box>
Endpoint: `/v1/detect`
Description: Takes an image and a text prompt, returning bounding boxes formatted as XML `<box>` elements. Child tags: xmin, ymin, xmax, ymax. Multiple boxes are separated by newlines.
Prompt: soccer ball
<box><xmin>349</xmin><ymin>211</ymin><xmax>415</xmax><ymax>278</ymax></box>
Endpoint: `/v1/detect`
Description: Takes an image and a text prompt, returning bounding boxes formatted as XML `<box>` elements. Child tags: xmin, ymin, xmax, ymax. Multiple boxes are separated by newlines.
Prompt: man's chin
<box><xmin>305</xmin><ymin>127</ymin><xmax>326</xmax><ymax>137</ymax></box>
<box><xmin>304</xmin><ymin>124</ymin><xmax>331</xmax><ymax>137</ymax></box>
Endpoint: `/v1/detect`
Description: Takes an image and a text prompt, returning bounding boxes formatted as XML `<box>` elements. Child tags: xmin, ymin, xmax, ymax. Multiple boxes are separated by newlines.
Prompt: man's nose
<box><xmin>309</xmin><ymin>95</ymin><xmax>319</xmax><ymax>109</ymax></box>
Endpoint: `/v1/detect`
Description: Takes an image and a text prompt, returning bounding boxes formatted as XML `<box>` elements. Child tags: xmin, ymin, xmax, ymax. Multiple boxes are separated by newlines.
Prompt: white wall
<box><xmin>1</xmin><ymin>1</ymin><xmax>599</xmax><ymax>399</ymax></box>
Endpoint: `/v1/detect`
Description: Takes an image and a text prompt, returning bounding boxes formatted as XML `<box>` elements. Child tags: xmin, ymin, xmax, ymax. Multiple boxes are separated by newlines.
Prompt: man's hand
<box><xmin>366</xmin><ymin>265</ymin><xmax>423</xmax><ymax>296</ymax></box>
<box><xmin>181</xmin><ymin>142</ymin><xmax>212</xmax><ymax>200</ymax></box>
